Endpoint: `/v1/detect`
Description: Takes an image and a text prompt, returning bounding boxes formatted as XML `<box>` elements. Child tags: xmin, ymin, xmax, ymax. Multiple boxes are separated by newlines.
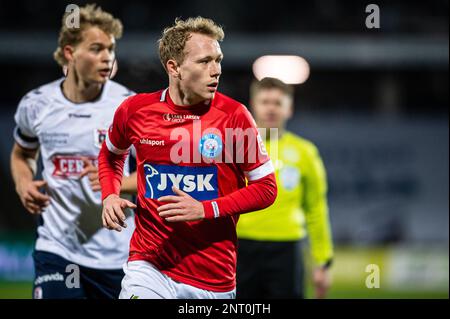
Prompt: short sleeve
<box><xmin>13</xmin><ymin>95</ymin><xmax>41</xmax><ymax>149</ymax></box>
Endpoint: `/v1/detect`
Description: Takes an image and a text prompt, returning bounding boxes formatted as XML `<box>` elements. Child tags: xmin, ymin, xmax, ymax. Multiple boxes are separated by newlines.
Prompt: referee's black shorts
<box><xmin>236</xmin><ymin>238</ymin><xmax>305</xmax><ymax>299</ymax></box>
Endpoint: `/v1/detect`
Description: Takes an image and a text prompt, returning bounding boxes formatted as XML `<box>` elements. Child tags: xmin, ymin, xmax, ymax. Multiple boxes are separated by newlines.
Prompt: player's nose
<box><xmin>210</xmin><ymin>62</ymin><xmax>221</xmax><ymax>78</ymax></box>
<box><xmin>100</xmin><ymin>50</ymin><xmax>114</xmax><ymax>65</ymax></box>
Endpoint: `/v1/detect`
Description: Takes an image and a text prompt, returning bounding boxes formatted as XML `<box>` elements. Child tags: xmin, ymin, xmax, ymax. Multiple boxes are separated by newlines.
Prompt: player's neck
<box><xmin>62</xmin><ymin>71</ymin><xmax>104</xmax><ymax>104</ymax></box>
<box><xmin>168</xmin><ymin>84</ymin><xmax>209</xmax><ymax>107</ymax></box>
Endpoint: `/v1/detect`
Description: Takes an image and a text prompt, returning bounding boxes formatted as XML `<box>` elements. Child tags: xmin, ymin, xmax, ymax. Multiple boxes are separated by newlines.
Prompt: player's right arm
<box><xmin>10</xmin><ymin>143</ymin><xmax>49</xmax><ymax>214</ymax></box>
<box><xmin>10</xmin><ymin>95</ymin><xmax>50</xmax><ymax>214</ymax></box>
<box><xmin>98</xmin><ymin>97</ymin><xmax>136</xmax><ymax>232</ymax></box>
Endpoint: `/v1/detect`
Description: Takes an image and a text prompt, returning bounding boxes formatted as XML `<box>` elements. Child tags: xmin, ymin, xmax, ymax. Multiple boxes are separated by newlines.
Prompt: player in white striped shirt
<box><xmin>10</xmin><ymin>4</ymin><xmax>136</xmax><ymax>299</ymax></box>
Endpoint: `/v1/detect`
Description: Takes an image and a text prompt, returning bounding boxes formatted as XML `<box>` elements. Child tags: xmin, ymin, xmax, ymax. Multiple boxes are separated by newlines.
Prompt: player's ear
<box><xmin>63</xmin><ymin>45</ymin><xmax>75</xmax><ymax>64</ymax></box>
<box><xmin>110</xmin><ymin>59</ymin><xmax>118</xmax><ymax>79</ymax></box>
<box><xmin>286</xmin><ymin>99</ymin><xmax>294</xmax><ymax>120</ymax></box>
<box><xmin>249</xmin><ymin>98</ymin><xmax>255</xmax><ymax>112</ymax></box>
<box><xmin>249</xmin><ymin>90</ymin><xmax>259</xmax><ymax>112</ymax></box>
<box><xmin>166</xmin><ymin>59</ymin><xmax>180</xmax><ymax>78</ymax></box>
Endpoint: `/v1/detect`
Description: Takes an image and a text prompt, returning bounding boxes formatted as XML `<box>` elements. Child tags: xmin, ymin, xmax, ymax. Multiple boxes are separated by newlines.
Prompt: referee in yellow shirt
<box><xmin>237</xmin><ymin>77</ymin><xmax>334</xmax><ymax>299</ymax></box>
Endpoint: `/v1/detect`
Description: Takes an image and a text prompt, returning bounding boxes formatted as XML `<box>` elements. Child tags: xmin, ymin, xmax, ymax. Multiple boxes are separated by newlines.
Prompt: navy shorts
<box><xmin>32</xmin><ymin>250</ymin><xmax>124</xmax><ymax>299</ymax></box>
<box><xmin>237</xmin><ymin>239</ymin><xmax>305</xmax><ymax>299</ymax></box>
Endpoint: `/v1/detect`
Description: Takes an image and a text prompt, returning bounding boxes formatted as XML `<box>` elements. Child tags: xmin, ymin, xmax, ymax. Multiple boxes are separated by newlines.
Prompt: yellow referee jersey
<box><xmin>237</xmin><ymin>131</ymin><xmax>333</xmax><ymax>265</ymax></box>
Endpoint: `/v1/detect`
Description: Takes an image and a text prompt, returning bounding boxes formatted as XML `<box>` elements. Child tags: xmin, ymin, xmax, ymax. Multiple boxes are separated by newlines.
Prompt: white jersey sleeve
<box><xmin>13</xmin><ymin>90</ymin><xmax>48</xmax><ymax>149</ymax></box>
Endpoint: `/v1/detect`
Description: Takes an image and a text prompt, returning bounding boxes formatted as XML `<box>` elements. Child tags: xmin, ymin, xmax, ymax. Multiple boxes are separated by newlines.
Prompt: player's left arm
<box><xmin>120</xmin><ymin>172</ymin><xmax>137</xmax><ymax>194</ymax></box>
<box><xmin>80</xmin><ymin>155</ymin><xmax>137</xmax><ymax>194</ymax></box>
<box><xmin>158</xmin><ymin>105</ymin><xmax>277</xmax><ymax>222</ymax></box>
<box><xmin>302</xmin><ymin>143</ymin><xmax>334</xmax><ymax>298</ymax></box>
<box><xmin>158</xmin><ymin>170</ymin><xmax>277</xmax><ymax>222</ymax></box>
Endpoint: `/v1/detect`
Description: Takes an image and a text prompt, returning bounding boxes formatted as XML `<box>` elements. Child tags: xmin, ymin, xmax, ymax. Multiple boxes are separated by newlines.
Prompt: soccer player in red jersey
<box><xmin>98</xmin><ymin>17</ymin><xmax>277</xmax><ymax>299</ymax></box>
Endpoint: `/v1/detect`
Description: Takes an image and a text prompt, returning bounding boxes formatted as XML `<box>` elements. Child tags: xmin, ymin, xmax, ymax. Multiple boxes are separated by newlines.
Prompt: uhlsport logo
<box><xmin>140</xmin><ymin>138</ymin><xmax>165</xmax><ymax>146</ymax></box>
<box><xmin>144</xmin><ymin>163</ymin><xmax>218</xmax><ymax>201</ymax></box>
<box><xmin>198</xmin><ymin>133</ymin><xmax>223</xmax><ymax>159</ymax></box>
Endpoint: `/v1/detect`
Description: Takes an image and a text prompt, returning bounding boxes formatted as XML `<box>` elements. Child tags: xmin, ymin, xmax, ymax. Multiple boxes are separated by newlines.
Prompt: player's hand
<box><xmin>102</xmin><ymin>194</ymin><xmax>136</xmax><ymax>232</ymax></box>
<box><xmin>16</xmin><ymin>180</ymin><xmax>50</xmax><ymax>215</ymax></box>
<box><xmin>80</xmin><ymin>157</ymin><xmax>101</xmax><ymax>192</ymax></box>
<box><xmin>313</xmin><ymin>267</ymin><xmax>331</xmax><ymax>299</ymax></box>
<box><xmin>157</xmin><ymin>187</ymin><xmax>205</xmax><ymax>222</ymax></box>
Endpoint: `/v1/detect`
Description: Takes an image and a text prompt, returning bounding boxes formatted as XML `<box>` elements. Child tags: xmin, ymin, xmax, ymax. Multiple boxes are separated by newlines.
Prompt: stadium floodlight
<box><xmin>252</xmin><ymin>55</ymin><xmax>310</xmax><ymax>84</ymax></box>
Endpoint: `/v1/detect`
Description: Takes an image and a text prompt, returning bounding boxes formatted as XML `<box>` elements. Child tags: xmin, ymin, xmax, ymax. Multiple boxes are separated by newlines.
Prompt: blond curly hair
<box><xmin>158</xmin><ymin>16</ymin><xmax>224</xmax><ymax>71</ymax></box>
<box><xmin>53</xmin><ymin>4</ymin><xmax>123</xmax><ymax>66</ymax></box>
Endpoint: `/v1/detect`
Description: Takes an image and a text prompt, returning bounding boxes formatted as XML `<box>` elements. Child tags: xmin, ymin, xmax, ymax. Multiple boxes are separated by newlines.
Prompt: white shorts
<box><xmin>119</xmin><ymin>260</ymin><xmax>236</xmax><ymax>299</ymax></box>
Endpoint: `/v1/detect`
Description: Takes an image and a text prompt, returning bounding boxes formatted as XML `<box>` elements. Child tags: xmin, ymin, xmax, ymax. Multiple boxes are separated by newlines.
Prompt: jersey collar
<box><xmin>56</xmin><ymin>77</ymin><xmax>111</xmax><ymax>106</ymax></box>
<box><xmin>160</xmin><ymin>88</ymin><xmax>213</xmax><ymax>113</ymax></box>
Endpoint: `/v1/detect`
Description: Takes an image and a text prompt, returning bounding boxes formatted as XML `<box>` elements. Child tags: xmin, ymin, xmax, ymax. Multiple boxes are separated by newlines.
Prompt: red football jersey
<box><xmin>105</xmin><ymin>88</ymin><xmax>273</xmax><ymax>292</ymax></box>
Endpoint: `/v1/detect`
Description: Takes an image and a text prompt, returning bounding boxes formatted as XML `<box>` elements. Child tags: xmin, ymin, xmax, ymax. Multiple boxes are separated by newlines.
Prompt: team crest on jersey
<box><xmin>143</xmin><ymin>163</ymin><xmax>218</xmax><ymax>201</ymax></box>
<box><xmin>198</xmin><ymin>133</ymin><xmax>223</xmax><ymax>159</ymax></box>
<box><xmin>94</xmin><ymin>129</ymin><xmax>108</xmax><ymax>148</ymax></box>
<box><xmin>280</xmin><ymin>166</ymin><xmax>301</xmax><ymax>190</ymax></box>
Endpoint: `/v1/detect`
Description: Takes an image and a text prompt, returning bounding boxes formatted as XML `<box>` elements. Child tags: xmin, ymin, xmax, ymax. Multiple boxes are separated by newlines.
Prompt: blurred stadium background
<box><xmin>0</xmin><ymin>0</ymin><xmax>448</xmax><ymax>298</ymax></box>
